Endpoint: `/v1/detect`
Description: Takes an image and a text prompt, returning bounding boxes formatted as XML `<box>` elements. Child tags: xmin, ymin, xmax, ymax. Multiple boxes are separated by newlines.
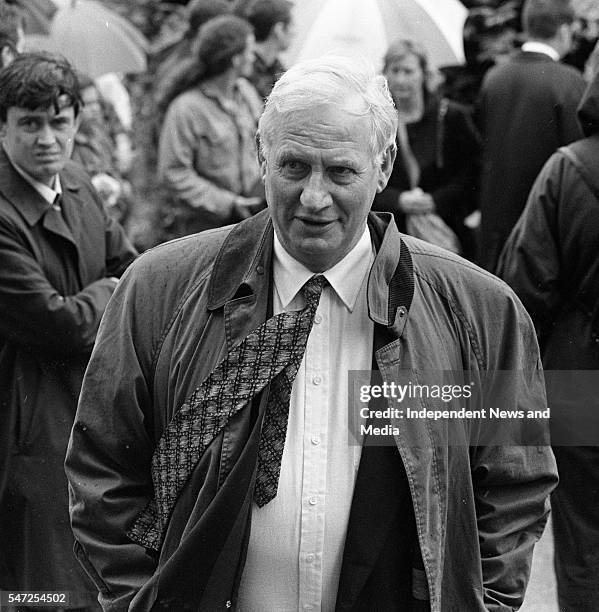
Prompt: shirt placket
<box><xmin>298</xmin><ymin>291</ymin><xmax>329</xmax><ymax>611</ymax></box>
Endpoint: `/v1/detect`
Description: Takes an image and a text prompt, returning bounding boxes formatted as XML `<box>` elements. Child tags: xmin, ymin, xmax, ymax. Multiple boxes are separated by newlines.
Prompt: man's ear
<box><xmin>376</xmin><ymin>143</ymin><xmax>396</xmax><ymax>193</ymax></box>
<box><xmin>0</xmin><ymin>46</ymin><xmax>15</xmax><ymax>69</ymax></box>
<box><xmin>255</xmin><ymin>131</ymin><xmax>267</xmax><ymax>181</ymax></box>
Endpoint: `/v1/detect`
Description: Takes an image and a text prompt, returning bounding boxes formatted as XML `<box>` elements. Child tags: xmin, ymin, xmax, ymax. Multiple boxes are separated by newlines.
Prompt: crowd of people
<box><xmin>0</xmin><ymin>0</ymin><xmax>598</xmax><ymax>610</ymax></box>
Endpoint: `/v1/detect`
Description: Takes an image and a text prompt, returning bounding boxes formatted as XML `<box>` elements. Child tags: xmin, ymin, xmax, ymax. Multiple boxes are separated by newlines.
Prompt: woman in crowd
<box><xmin>157</xmin><ymin>15</ymin><xmax>265</xmax><ymax>240</ymax></box>
<box><xmin>373</xmin><ymin>39</ymin><xmax>480</xmax><ymax>259</ymax></box>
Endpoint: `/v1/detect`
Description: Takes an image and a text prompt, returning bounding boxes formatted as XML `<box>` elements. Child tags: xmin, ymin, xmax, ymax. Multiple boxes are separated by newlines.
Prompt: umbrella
<box><xmin>24</xmin><ymin>0</ymin><xmax>148</xmax><ymax>78</ymax></box>
<box><xmin>7</xmin><ymin>0</ymin><xmax>57</xmax><ymax>35</ymax></box>
<box><xmin>286</xmin><ymin>0</ymin><xmax>467</xmax><ymax>70</ymax></box>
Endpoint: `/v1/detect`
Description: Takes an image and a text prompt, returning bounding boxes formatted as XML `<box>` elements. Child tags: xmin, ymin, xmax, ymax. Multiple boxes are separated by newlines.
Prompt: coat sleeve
<box><xmin>469</xmin><ymin>287</ymin><xmax>558</xmax><ymax>610</ymax></box>
<box><xmin>496</xmin><ymin>153</ymin><xmax>565</xmax><ymax>333</ymax></box>
<box><xmin>0</xmin><ymin>200</ymin><xmax>136</xmax><ymax>356</ymax></box>
<box><xmin>158</xmin><ymin>99</ymin><xmax>238</xmax><ymax>223</ymax></box>
<box><xmin>65</xmin><ymin>256</ymin><xmax>160</xmax><ymax>612</ymax></box>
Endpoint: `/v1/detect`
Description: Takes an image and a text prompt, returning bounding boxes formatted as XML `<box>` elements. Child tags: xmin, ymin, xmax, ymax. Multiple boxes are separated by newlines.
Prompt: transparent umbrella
<box><xmin>24</xmin><ymin>0</ymin><xmax>148</xmax><ymax>78</ymax></box>
<box><xmin>286</xmin><ymin>0</ymin><xmax>467</xmax><ymax>70</ymax></box>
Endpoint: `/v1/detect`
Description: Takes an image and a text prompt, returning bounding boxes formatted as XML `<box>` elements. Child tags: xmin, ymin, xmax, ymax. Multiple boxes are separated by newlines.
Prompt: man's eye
<box><xmin>330</xmin><ymin>166</ymin><xmax>354</xmax><ymax>177</ymax></box>
<box><xmin>22</xmin><ymin>120</ymin><xmax>40</xmax><ymax>130</ymax></box>
<box><xmin>281</xmin><ymin>160</ymin><xmax>308</xmax><ymax>175</ymax></box>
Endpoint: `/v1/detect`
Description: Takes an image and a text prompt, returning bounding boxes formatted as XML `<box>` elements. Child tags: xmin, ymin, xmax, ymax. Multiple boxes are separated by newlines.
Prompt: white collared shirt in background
<box><xmin>237</xmin><ymin>225</ymin><xmax>375</xmax><ymax>611</ymax></box>
<box><xmin>521</xmin><ymin>41</ymin><xmax>560</xmax><ymax>61</ymax></box>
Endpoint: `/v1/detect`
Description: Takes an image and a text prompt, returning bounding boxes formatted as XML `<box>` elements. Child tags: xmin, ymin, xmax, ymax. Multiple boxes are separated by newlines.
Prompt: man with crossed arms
<box><xmin>66</xmin><ymin>57</ymin><xmax>557</xmax><ymax>611</ymax></box>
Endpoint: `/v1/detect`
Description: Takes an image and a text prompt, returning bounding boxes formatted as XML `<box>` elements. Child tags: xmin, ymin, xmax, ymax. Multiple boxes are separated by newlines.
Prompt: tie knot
<box><xmin>301</xmin><ymin>275</ymin><xmax>327</xmax><ymax>312</ymax></box>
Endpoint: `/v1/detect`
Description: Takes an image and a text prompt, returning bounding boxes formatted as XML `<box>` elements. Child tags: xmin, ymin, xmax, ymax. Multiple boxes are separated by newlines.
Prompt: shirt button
<box><xmin>311</xmin><ymin>436</ymin><xmax>320</xmax><ymax>445</ymax></box>
<box><xmin>306</xmin><ymin>553</ymin><xmax>314</xmax><ymax>563</ymax></box>
<box><xmin>308</xmin><ymin>496</ymin><xmax>317</xmax><ymax>505</ymax></box>
<box><xmin>314</xmin><ymin>313</ymin><xmax>323</xmax><ymax>324</ymax></box>
<box><xmin>312</xmin><ymin>375</ymin><xmax>322</xmax><ymax>385</ymax></box>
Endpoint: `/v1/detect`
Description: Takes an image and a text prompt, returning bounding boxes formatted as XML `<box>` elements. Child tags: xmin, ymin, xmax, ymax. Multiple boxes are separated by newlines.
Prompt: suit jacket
<box><xmin>66</xmin><ymin>211</ymin><xmax>557</xmax><ymax>611</ymax></box>
<box><xmin>0</xmin><ymin>149</ymin><xmax>137</xmax><ymax>600</ymax></box>
<box><xmin>476</xmin><ymin>50</ymin><xmax>586</xmax><ymax>271</ymax></box>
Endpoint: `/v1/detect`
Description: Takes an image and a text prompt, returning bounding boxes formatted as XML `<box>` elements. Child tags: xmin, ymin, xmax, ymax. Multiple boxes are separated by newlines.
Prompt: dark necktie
<box><xmin>128</xmin><ymin>275</ymin><xmax>327</xmax><ymax>551</ymax></box>
<box><xmin>254</xmin><ymin>275</ymin><xmax>326</xmax><ymax>506</ymax></box>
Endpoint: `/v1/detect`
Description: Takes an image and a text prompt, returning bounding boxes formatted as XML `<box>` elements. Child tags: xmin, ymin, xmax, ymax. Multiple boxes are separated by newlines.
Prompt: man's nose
<box><xmin>36</xmin><ymin>124</ymin><xmax>56</xmax><ymax>146</ymax></box>
<box><xmin>300</xmin><ymin>172</ymin><xmax>333</xmax><ymax>210</ymax></box>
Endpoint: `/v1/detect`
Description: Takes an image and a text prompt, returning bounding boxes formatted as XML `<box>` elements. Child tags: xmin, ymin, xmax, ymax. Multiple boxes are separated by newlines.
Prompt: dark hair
<box><xmin>236</xmin><ymin>0</ymin><xmax>291</xmax><ymax>42</ymax></box>
<box><xmin>0</xmin><ymin>52</ymin><xmax>82</xmax><ymax>121</ymax></box>
<box><xmin>522</xmin><ymin>0</ymin><xmax>575</xmax><ymax>39</ymax></box>
<box><xmin>159</xmin><ymin>15</ymin><xmax>252</xmax><ymax>111</ymax></box>
<box><xmin>186</xmin><ymin>0</ymin><xmax>231</xmax><ymax>40</ymax></box>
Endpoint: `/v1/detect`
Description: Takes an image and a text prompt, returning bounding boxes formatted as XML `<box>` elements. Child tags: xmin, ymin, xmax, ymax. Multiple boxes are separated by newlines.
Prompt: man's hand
<box><xmin>398</xmin><ymin>188</ymin><xmax>436</xmax><ymax>214</ymax></box>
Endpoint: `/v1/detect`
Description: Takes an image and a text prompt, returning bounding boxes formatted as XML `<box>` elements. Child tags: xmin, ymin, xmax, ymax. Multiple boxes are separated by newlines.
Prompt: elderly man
<box><xmin>66</xmin><ymin>57</ymin><xmax>557</xmax><ymax>612</ymax></box>
<box><xmin>0</xmin><ymin>53</ymin><xmax>137</xmax><ymax>608</ymax></box>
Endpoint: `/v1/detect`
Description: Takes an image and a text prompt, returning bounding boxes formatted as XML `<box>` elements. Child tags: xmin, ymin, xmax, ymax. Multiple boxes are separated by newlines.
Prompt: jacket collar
<box><xmin>0</xmin><ymin>148</ymin><xmax>81</xmax><ymax>226</ymax></box>
<box><xmin>207</xmin><ymin>210</ymin><xmax>414</xmax><ymax>329</ymax></box>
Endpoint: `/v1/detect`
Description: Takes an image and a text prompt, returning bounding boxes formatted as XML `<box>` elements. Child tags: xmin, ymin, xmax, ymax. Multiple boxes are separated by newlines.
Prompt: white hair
<box><xmin>257</xmin><ymin>55</ymin><xmax>398</xmax><ymax>162</ymax></box>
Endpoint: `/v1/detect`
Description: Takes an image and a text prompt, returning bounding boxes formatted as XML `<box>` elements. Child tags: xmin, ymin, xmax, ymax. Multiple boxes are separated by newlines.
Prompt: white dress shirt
<box><xmin>237</xmin><ymin>226</ymin><xmax>375</xmax><ymax>611</ymax></box>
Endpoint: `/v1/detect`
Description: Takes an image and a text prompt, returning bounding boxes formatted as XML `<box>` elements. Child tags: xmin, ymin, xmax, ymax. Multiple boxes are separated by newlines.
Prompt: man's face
<box><xmin>260</xmin><ymin>103</ymin><xmax>394</xmax><ymax>272</ymax></box>
<box><xmin>1</xmin><ymin>98</ymin><xmax>78</xmax><ymax>186</ymax></box>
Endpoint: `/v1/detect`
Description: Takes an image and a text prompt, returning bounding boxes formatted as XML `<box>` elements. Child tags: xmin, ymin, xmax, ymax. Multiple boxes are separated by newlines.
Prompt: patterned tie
<box><xmin>128</xmin><ymin>274</ymin><xmax>327</xmax><ymax>551</ymax></box>
<box><xmin>254</xmin><ymin>275</ymin><xmax>326</xmax><ymax>506</ymax></box>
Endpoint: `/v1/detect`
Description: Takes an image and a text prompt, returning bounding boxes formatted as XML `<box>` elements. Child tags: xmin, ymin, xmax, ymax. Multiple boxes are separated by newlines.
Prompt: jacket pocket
<box><xmin>74</xmin><ymin>539</ymin><xmax>111</xmax><ymax>595</ymax></box>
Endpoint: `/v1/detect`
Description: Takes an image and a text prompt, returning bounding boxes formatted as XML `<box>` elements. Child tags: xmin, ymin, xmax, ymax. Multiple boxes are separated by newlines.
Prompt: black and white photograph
<box><xmin>0</xmin><ymin>0</ymin><xmax>598</xmax><ymax>610</ymax></box>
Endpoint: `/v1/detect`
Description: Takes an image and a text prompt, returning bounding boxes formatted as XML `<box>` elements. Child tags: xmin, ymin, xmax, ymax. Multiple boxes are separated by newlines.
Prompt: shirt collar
<box><xmin>2</xmin><ymin>144</ymin><xmax>62</xmax><ymax>204</ymax></box>
<box><xmin>273</xmin><ymin>225</ymin><xmax>374</xmax><ymax>312</ymax></box>
<box><xmin>521</xmin><ymin>41</ymin><xmax>560</xmax><ymax>61</ymax></box>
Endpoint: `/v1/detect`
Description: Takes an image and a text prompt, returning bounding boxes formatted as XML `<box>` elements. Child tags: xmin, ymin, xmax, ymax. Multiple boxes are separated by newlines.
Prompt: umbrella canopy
<box><xmin>24</xmin><ymin>0</ymin><xmax>148</xmax><ymax>78</ymax></box>
<box><xmin>8</xmin><ymin>0</ymin><xmax>57</xmax><ymax>35</ymax></box>
<box><xmin>286</xmin><ymin>0</ymin><xmax>467</xmax><ymax>70</ymax></box>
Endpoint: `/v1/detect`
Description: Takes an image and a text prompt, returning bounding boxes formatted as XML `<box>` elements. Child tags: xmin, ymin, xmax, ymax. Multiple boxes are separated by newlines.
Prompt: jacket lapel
<box><xmin>0</xmin><ymin>149</ymin><xmax>78</xmax><ymax>247</ymax></box>
<box><xmin>337</xmin><ymin>232</ymin><xmax>417</xmax><ymax>610</ymax></box>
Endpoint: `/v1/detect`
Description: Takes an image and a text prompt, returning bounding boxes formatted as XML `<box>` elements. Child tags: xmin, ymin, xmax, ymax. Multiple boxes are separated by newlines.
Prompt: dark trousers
<box><xmin>552</xmin><ymin>446</ymin><xmax>599</xmax><ymax>612</ymax></box>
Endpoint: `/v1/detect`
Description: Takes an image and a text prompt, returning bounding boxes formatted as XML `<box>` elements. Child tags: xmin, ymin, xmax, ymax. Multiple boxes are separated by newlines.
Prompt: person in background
<box><xmin>0</xmin><ymin>53</ymin><xmax>137</xmax><ymax>610</ymax></box>
<box><xmin>157</xmin><ymin>15</ymin><xmax>264</xmax><ymax>240</ymax></box>
<box><xmin>497</xmin><ymin>67</ymin><xmax>599</xmax><ymax>612</ymax></box>
<box><xmin>234</xmin><ymin>0</ymin><xmax>293</xmax><ymax>99</ymax></box>
<box><xmin>0</xmin><ymin>1</ymin><xmax>23</xmax><ymax>69</ymax></box>
<box><xmin>72</xmin><ymin>74</ymin><xmax>136</xmax><ymax>232</ymax></box>
<box><xmin>476</xmin><ymin>0</ymin><xmax>586</xmax><ymax>271</ymax></box>
<box><xmin>153</xmin><ymin>0</ymin><xmax>232</xmax><ymax>99</ymax></box>
<box><xmin>373</xmin><ymin>39</ymin><xmax>480</xmax><ymax>260</ymax></box>
<box><xmin>563</xmin><ymin>0</ymin><xmax>599</xmax><ymax>71</ymax></box>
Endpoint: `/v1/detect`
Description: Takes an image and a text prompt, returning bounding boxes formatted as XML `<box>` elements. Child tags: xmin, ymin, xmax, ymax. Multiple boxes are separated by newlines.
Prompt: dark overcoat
<box><xmin>476</xmin><ymin>50</ymin><xmax>586</xmax><ymax>271</ymax></box>
<box><xmin>0</xmin><ymin>149</ymin><xmax>137</xmax><ymax>606</ymax></box>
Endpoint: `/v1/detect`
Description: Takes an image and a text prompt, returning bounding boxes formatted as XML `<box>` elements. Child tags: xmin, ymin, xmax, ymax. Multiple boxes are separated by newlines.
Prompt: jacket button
<box><xmin>256</xmin><ymin>265</ymin><xmax>264</xmax><ymax>274</ymax></box>
<box><xmin>225</xmin><ymin>601</ymin><xmax>232</xmax><ymax>608</ymax></box>
<box><xmin>398</xmin><ymin>306</ymin><xmax>407</xmax><ymax>317</ymax></box>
